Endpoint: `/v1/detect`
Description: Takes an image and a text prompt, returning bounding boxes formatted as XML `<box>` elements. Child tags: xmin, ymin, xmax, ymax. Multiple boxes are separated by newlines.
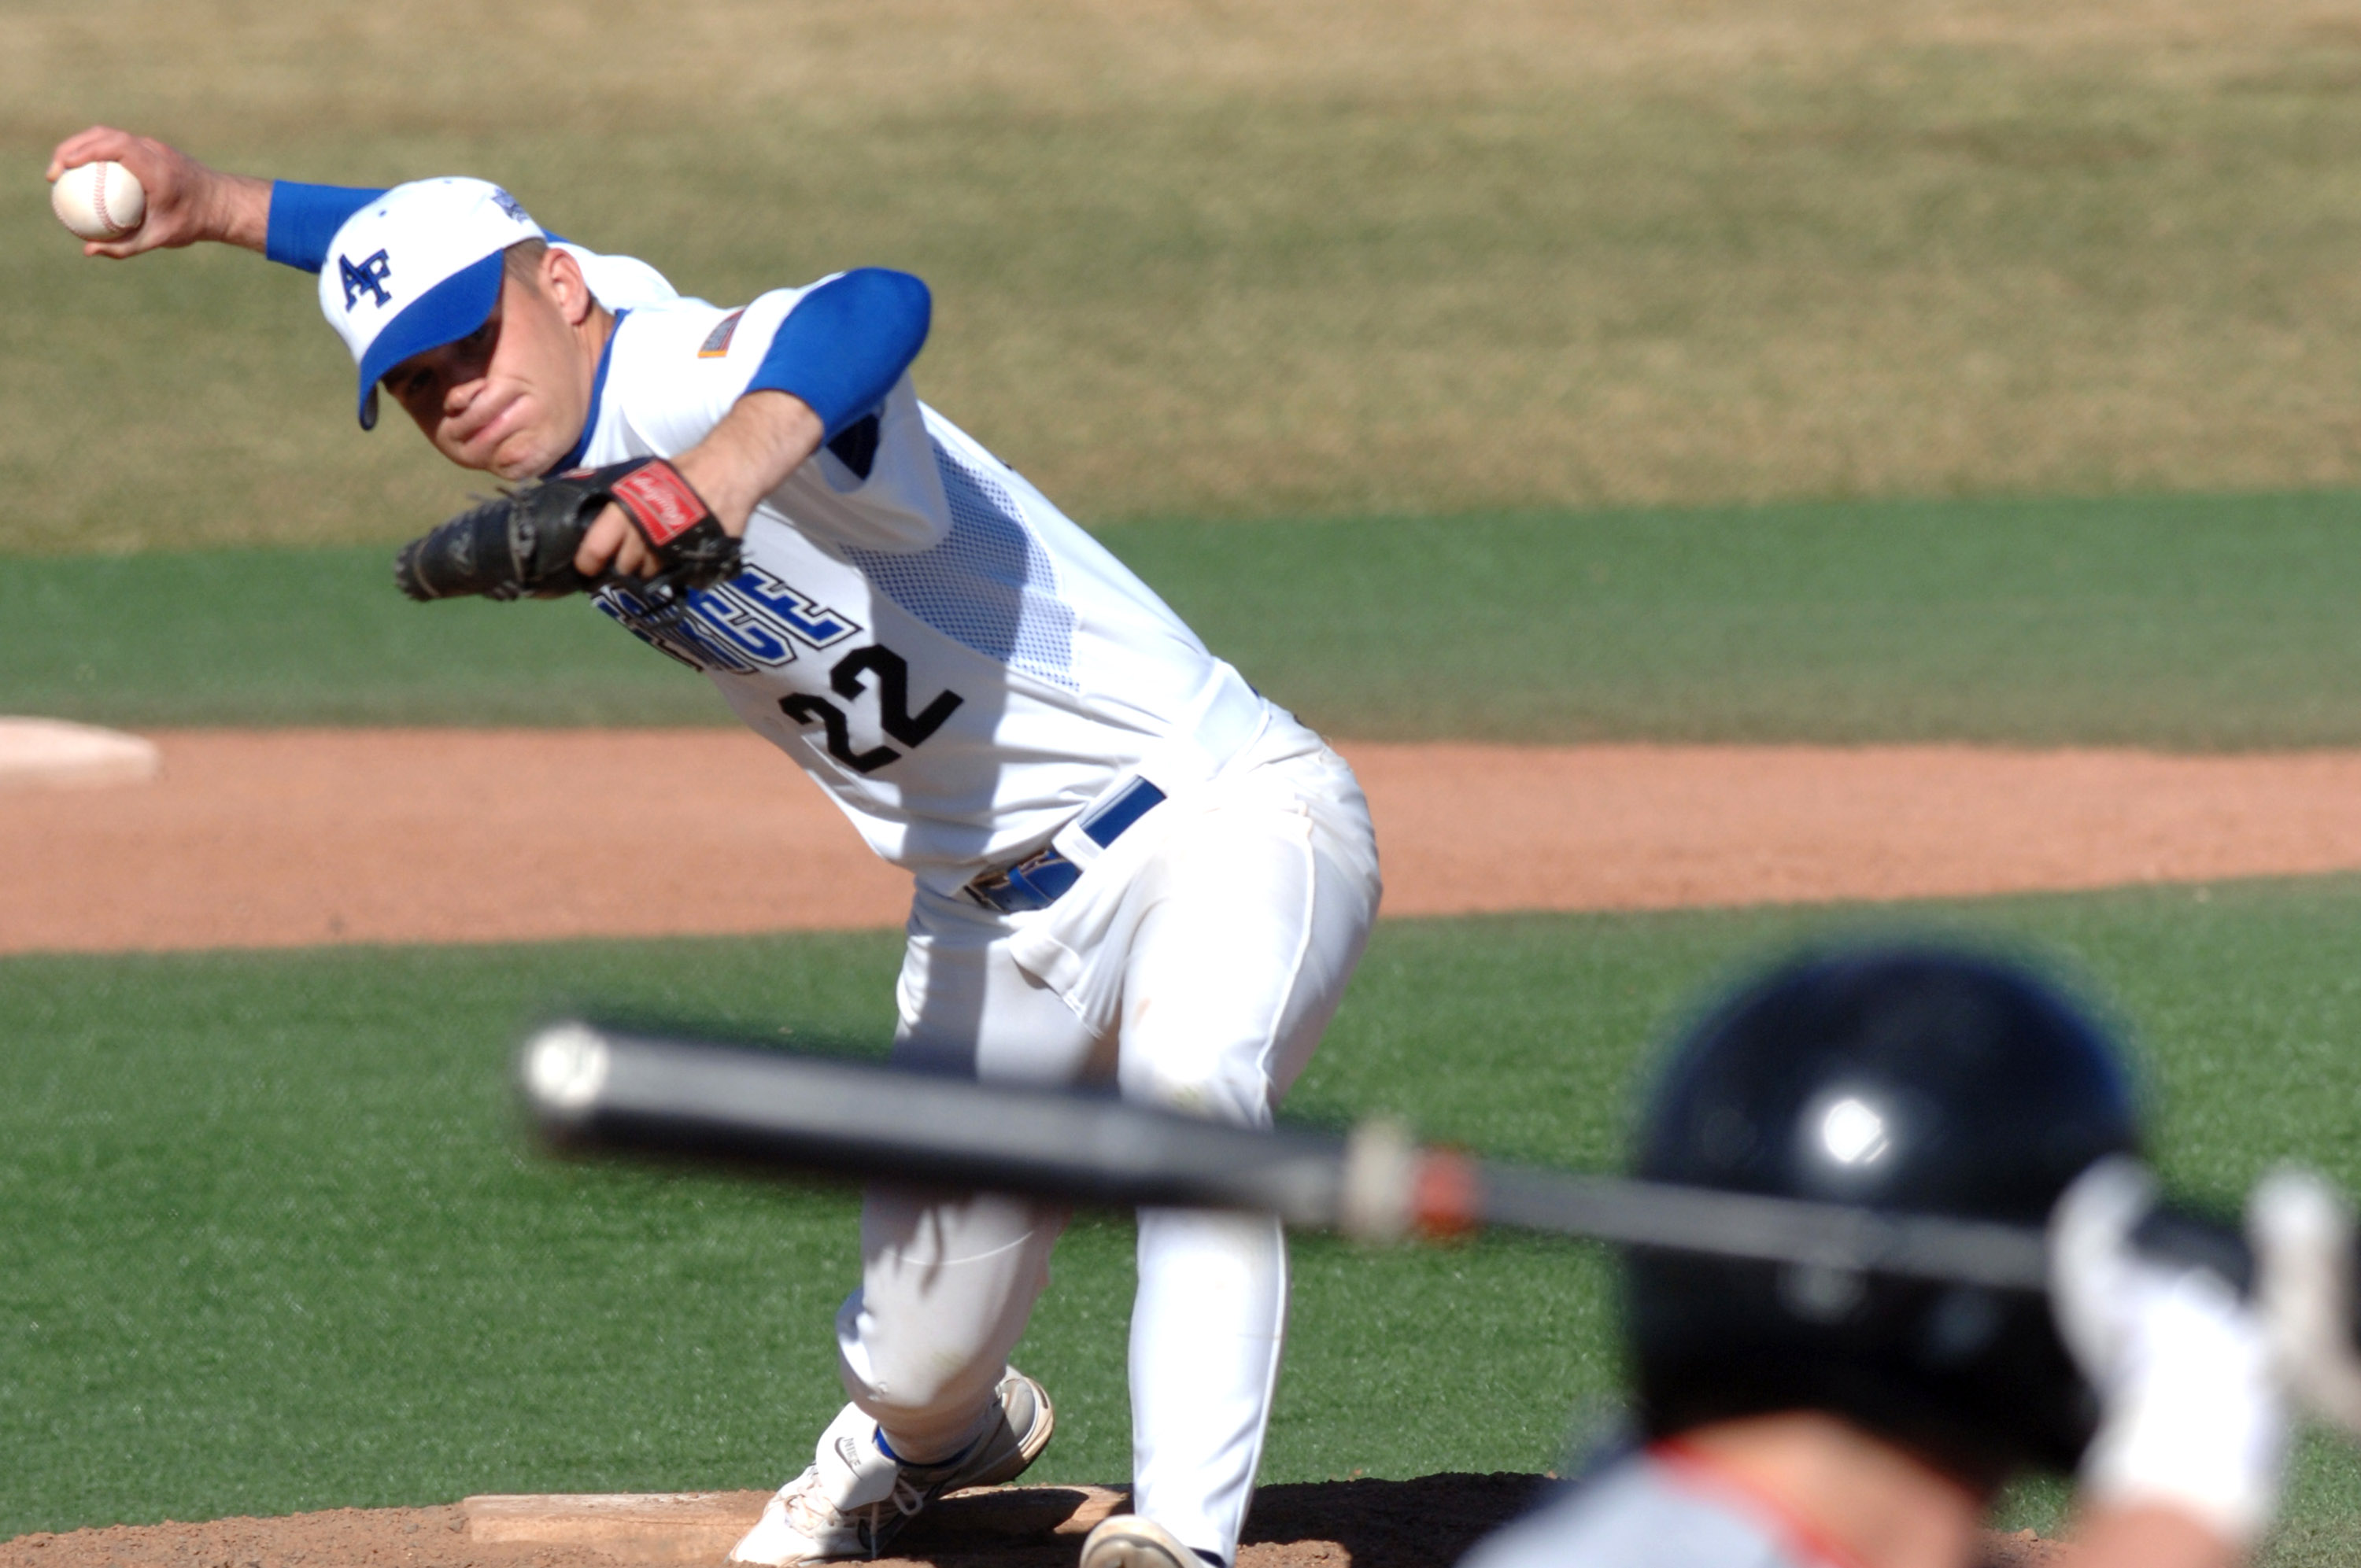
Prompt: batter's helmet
<box><xmin>1624</xmin><ymin>946</ymin><xmax>2142</xmax><ymax>1488</ymax></box>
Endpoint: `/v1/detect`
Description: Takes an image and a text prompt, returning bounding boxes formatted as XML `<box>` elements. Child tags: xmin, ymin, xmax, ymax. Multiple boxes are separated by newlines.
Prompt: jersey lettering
<box><xmin>597</xmin><ymin>588</ymin><xmax>760</xmax><ymax>673</ymax></box>
<box><xmin>778</xmin><ymin>645</ymin><xmax>964</xmax><ymax>774</ymax></box>
<box><xmin>682</xmin><ymin>593</ymin><xmax>795</xmax><ymax>665</ymax></box>
<box><xmin>597</xmin><ymin>568</ymin><xmax>861</xmax><ymax>674</ymax></box>
<box><xmin>727</xmin><ymin>565</ymin><xmax>859</xmax><ymax>648</ymax></box>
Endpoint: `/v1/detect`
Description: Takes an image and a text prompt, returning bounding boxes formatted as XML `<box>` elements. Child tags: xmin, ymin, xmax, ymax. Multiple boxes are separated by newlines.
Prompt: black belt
<box><xmin>965</xmin><ymin>779</ymin><xmax>1168</xmax><ymax>915</ymax></box>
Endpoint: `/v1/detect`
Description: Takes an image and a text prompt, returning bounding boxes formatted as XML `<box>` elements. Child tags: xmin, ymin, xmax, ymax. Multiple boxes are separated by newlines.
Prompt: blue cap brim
<box><xmin>354</xmin><ymin>250</ymin><xmax>506</xmax><ymax>429</ymax></box>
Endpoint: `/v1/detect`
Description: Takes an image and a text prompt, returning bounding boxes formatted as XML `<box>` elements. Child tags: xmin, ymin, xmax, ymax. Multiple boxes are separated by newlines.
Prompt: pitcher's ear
<box><xmin>544</xmin><ymin>246</ymin><xmax>596</xmax><ymax>324</ymax></box>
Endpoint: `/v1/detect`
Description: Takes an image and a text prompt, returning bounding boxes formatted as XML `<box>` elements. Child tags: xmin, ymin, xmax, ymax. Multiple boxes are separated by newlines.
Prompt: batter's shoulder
<box><xmin>1461</xmin><ymin>1457</ymin><xmax>1807</xmax><ymax>1568</ymax></box>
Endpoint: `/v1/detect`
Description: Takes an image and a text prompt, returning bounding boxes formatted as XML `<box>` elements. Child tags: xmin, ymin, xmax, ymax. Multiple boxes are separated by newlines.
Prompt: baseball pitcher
<box><xmin>49</xmin><ymin>126</ymin><xmax>1382</xmax><ymax>1568</ymax></box>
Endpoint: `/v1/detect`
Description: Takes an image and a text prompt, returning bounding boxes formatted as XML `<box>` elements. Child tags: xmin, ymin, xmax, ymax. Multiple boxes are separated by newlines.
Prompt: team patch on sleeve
<box><xmin>698</xmin><ymin>309</ymin><xmax>747</xmax><ymax>358</ymax></box>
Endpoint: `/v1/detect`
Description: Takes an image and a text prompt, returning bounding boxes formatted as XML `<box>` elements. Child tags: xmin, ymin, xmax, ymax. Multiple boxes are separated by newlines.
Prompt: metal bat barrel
<box><xmin>522</xmin><ymin>1021</ymin><xmax>1354</xmax><ymax>1227</ymax></box>
<box><xmin>516</xmin><ymin>1020</ymin><xmax>2265</xmax><ymax>1303</ymax></box>
<box><xmin>1469</xmin><ymin>1160</ymin><xmax>2056</xmax><ymax>1291</ymax></box>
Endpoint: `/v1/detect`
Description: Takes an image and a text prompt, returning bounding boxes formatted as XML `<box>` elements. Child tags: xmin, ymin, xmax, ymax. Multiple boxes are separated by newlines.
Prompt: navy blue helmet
<box><xmin>1624</xmin><ymin>947</ymin><xmax>2143</xmax><ymax>1488</ymax></box>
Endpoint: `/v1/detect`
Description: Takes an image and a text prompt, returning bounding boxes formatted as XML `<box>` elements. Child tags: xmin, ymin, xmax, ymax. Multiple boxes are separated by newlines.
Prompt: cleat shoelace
<box><xmin>775</xmin><ymin>1450</ymin><xmax>962</xmax><ymax>1559</ymax></box>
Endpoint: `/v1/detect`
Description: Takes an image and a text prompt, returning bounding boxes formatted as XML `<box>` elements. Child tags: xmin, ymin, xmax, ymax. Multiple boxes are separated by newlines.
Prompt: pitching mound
<box><xmin>1</xmin><ymin>1478</ymin><xmax>2064</xmax><ymax>1567</ymax></box>
<box><xmin>4</xmin><ymin>1477</ymin><xmax>1532</xmax><ymax>1568</ymax></box>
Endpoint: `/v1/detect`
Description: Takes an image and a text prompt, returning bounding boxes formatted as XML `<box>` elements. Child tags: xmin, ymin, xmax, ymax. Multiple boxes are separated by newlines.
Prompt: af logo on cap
<box><xmin>339</xmin><ymin>249</ymin><xmax>394</xmax><ymax>311</ymax></box>
<box><xmin>316</xmin><ymin>177</ymin><xmax>545</xmax><ymax>428</ymax></box>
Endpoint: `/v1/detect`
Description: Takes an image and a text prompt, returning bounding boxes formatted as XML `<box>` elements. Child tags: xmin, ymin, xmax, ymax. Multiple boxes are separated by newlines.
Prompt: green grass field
<box><xmin>13</xmin><ymin>2</ymin><xmax>2361</xmax><ymax>549</ymax></box>
<box><xmin>6</xmin><ymin>888</ymin><xmax>2361</xmax><ymax>1562</ymax></box>
<box><xmin>11</xmin><ymin>489</ymin><xmax>2361</xmax><ymax>745</ymax></box>
<box><xmin>13</xmin><ymin>0</ymin><xmax>2361</xmax><ymax>1559</ymax></box>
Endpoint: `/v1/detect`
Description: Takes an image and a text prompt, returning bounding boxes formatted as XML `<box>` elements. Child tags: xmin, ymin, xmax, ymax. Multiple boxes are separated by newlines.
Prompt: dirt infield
<box><xmin>2</xmin><ymin>1478</ymin><xmax>1535</xmax><ymax>1568</ymax></box>
<box><xmin>0</xmin><ymin>731</ymin><xmax>2159</xmax><ymax>1562</ymax></box>
<box><xmin>10</xmin><ymin>729</ymin><xmax>2361</xmax><ymax>954</ymax></box>
<box><xmin>0</xmin><ymin>1475</ymin><xmax>2064</xmax><ymax>1568</ymax></box>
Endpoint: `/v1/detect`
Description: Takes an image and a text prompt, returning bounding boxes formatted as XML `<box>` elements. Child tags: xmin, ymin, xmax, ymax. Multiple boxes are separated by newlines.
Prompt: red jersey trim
<box><xmin>1650</xmin><ymin>1439</ymin><xmax>1875</xmax><ymax>1568</ymax></box>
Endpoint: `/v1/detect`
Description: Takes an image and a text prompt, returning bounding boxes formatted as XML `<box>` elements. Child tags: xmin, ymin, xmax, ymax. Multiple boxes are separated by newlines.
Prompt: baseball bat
<box><xmin>519</xmin><ymin>1020</ymin><xmax>2361</xmax><ymax>1436</ymax></box>
<box><xmin>518</xmin><ymin>1020</ymin><xmax>2087</xmax><ymax>1289</ymax></box>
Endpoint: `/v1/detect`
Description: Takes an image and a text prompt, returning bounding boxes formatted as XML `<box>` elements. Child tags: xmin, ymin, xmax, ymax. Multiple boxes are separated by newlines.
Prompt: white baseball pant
<box><xmin>833</xmin><ymin>737</ymin><xmax>1380</xmax><ymax>1566</ymax></box>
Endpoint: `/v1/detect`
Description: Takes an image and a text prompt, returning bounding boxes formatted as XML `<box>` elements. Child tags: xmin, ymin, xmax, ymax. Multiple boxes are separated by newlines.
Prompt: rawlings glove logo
<box><xmin>392</xmin><ymin>456</ymin><xmax>740</xmax><ymax>607</ymax></box>
<box><xmin>611</xmin><ymin>463</ymin><xmax>712</xmax><ymax>548</ymax></box>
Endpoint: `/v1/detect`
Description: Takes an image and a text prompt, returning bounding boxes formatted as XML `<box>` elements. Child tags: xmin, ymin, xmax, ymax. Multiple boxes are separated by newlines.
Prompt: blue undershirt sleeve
<box><xmin>744</xmin><ymin>269</ymin><xmax>932</xmax><ymax>441</ymax></box>
<box><xmin>264</xmin><ymin>183</ymin><xmax>386</xmax><ymax>273</ymax></box>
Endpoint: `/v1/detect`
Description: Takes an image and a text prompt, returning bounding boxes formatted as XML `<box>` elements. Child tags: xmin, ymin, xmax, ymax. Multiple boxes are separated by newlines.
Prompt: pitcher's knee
<box><xmin>840</xmin><ymin>1355</ymin><xmax>1007</xmax><ymax>1454</ymax></box>
<box><xmin>1118</xmin><ymin>1042</ymin><xmax>1274</xmax><ymax>1128</ymax></box>
<box><xmin>833</xmin><ymin>1291</ymin><xmax>1017</xmax><ymax>1455</ymax></box>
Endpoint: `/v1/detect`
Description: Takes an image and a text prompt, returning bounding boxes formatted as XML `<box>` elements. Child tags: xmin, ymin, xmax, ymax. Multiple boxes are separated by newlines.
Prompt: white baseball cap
<box><xmin>317</xmin><ymin>177</ymin><xmax>545</xmax><ymax>430</ymax></box>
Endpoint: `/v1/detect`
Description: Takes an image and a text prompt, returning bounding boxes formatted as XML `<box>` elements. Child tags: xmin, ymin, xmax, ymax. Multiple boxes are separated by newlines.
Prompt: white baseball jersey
<box><xmin>571</xmin><ymin>285</ymin><xmax>1269</xmax><ymax>900</ymax></box>
<box><xmin>535</xmin><ymin>261</ymin><xmax>1380</xmax><ymax>1568</ymax></box>
<box><xmin>258</xmin><ymin>168</ymin><xmax>1376</xmax><ymax>1563</ymax></box>
<box><xmin>560</xmin><ymin>243</ymin><xmax>682</xmax><ymax>315</ymax></box>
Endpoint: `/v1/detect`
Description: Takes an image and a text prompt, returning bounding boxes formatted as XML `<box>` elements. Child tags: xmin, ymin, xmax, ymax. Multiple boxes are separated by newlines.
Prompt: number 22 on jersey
<box><xmin>781</xmin><ymin>644</ymin><xmax>963</xmax><ymax>775</ymax></box>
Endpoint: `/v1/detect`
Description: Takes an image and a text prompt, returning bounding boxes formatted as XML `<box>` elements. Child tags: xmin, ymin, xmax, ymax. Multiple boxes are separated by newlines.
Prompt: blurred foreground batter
<box><xmin>1465</xmin><ymin>948</ymin><xmax>2287</xmax><ymax>1568</ymax></box>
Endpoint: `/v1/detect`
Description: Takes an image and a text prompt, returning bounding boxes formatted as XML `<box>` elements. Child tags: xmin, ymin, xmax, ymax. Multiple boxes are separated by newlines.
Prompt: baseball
<box><xmin>51</xmin><ymin>160</ymin><xmax>146</xmax><ymax>241</ymax></box>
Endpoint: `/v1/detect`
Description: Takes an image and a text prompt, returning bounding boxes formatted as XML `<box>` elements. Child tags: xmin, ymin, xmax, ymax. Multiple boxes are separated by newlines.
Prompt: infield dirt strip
<box><xmin>0</xmin><ymin>1477</ymin><xmax>2065</xmax><ymax>1568</ymax></box>
<box><xmin>9</xmin><ymin>729</ymin><xmax>2361</xmax><ymax>954</ymax></box>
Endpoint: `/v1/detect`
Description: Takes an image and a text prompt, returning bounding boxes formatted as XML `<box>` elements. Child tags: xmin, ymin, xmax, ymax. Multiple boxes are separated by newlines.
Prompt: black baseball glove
<box><xmin>394</xmin><ymin>456</ymin><xmax>743</xmax><ymax>607</ymax></box>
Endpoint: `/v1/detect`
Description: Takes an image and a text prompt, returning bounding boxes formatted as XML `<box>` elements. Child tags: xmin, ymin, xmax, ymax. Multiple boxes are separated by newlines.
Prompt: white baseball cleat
<box><xmin>1077</xmin><ymin>1513</ymin><xmax>1210</xmax><ymax>1568</ymax></box>
<box><xmin>726</xmin><ymin>1367</ymin><xmax>1055</xmax><ymax>1565</ymax></box>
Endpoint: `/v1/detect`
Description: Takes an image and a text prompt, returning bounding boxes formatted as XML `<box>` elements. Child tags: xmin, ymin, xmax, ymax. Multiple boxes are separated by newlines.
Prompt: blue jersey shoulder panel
<box><xmin>744</xmin><ymin>269</ymin><xmax>932</xmax><ymax>440</ymax></box>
